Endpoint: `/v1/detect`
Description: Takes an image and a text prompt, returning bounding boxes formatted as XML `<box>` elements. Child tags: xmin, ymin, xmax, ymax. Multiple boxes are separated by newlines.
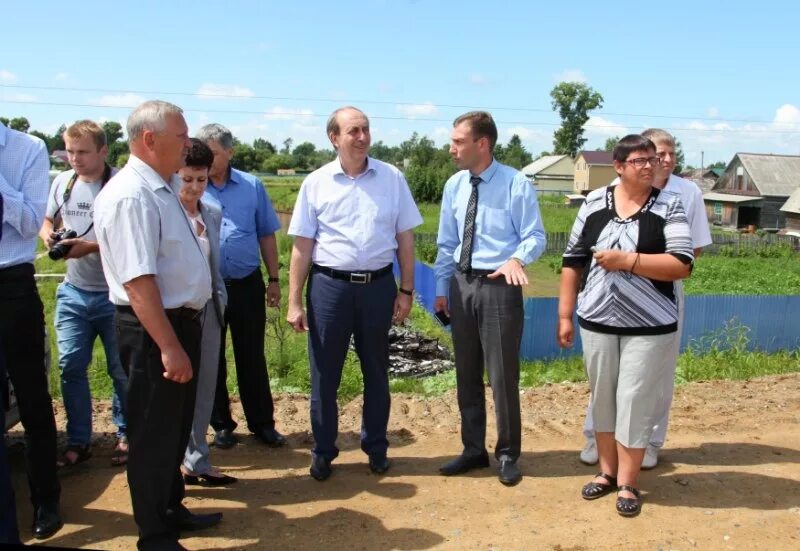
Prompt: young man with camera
<box><xmin>39</xmin><ymin>120</ymin><xmax>129</xmax><ymax>469</ymax></box>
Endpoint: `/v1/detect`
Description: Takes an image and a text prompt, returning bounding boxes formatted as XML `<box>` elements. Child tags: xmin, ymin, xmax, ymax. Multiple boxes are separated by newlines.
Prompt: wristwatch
<box><xmin>398</xmin><ymin>287</ymin><xmax>414</xmax><ymax>296</ymax></box>
<box><xmin>268</xmin><ymin>276</ymin><xmax>279</xmax><ymax>283</ymax></box>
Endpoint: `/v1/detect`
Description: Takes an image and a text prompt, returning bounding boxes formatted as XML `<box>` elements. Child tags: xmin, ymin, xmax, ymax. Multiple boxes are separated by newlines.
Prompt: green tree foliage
<box><xmin>603</xmin><ymin>136</ymin><xmax>620</xmax><ymax>152</ymax></box>
<box><xmin>10</xmin><ymin>116</ymin><xmax>31</xmax><ymax>133</ymax></box>
<box><xmin>0</xmin><ymin>117</ymin><xmax>9</xmax><ymax>126</ymax></box>
<box><xmin>673</xmin><ymin>140</ymin><xmax>686</xmax><ymax>174</ymax></box>
<box><xmin>708</xmin><ymin>160</ymin><xmax>727</xmax><ymax>169</ymax></box>
<box><xmin>281</xmin><ymin>138</ymin><xmax>293</xmax><ymax>155</ymax></box>
<box><xmin>550</xmin><ymin>82</ymin><xmax>604</xmax><ymax>157</ymax></box>
<box><xmin>369</xmin><ymin>140</ymin><xmax>400</xmax><ymax>164</ymax></box>
<box><xmin>98</xmin><ymin>121</ymin><xmax>129</xmax><ymax>167</ymax></box>
<box><xmin>261</xmin><ymin>153</ymin><xmax>296</xmax><ymax>174</ymax></box>
<box><xmin>291</xmin><ymin>141</ymin><xmax>317</xmax><ymax>170</ymax></box>
<box><xmin>403</xmin><ymin>136</ymin><xmax>455</xmax><ymax>202</ymax></box>
<box><xmin>494</xmin><ymin>134</ymin><xmax>532</xmax><ymax>169</ymax></box>
<box><xmin>253</xmin><ymin>138</ymin><xmax>276</xmax><ymax>153</ymax></box>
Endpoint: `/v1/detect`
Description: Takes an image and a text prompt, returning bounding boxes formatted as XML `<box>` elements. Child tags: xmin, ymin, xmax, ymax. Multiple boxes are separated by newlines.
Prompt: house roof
<box><xmin>781</xmin><ymin>187</ymin><xmax>800</xmax><ymax>214</ymax></box>
<box><xmin>711</xmin><ymin>167</ymin><xmax>725</xmax><ymax>178</ymax></box>
<box><xmin>577</xmin><ymin>151</ymin><xmax>613</xmax><ymax>165</ymax></box>
<box><xmin>522</xmin><ymin>155</ymin><xmax>570</xmax><ymax>176</ymax></box>
<box><xmin>736</xmin><ymin>153</ymin><xmax>800</xmax><ymax>197</ymax></box>
<box><xmin>703</xmin><ymin>192</ymin><xmax>764</xmax><ymax>204</ymax></box>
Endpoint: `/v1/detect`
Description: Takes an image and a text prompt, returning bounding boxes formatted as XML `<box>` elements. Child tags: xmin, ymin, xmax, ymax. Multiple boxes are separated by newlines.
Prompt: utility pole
<box><xmin>701</xmin><ymin>151</ymin><xmax>704</xmax><ymax>171</ymax></box>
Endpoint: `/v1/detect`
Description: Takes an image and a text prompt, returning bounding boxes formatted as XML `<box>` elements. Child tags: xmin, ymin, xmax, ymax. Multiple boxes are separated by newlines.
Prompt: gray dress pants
<box><xmin>450</xmin><ymin>272</ymin><xmax>524</xmax><ymax>461</ymax></box>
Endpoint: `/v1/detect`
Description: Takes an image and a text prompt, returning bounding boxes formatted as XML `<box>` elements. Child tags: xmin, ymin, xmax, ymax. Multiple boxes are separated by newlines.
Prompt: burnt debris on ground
<box><xmin>351</xmin><ymin>327</ymin><xmax>453</xmax><ymax>378</ymax></box>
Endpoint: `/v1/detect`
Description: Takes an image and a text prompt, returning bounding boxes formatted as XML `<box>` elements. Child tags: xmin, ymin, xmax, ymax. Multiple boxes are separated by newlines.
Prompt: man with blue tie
<box><xmin>434</xmin><ymin>111</ymin><xmax>546</xmax><ymax>486</ymax></box>
<box><xmin>0</xmin><ymin>121</ymin><xmax>62</xmax><ymax>538</ymax></box>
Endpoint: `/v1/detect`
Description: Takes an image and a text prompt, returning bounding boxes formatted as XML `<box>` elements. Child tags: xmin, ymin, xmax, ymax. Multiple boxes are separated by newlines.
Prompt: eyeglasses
<box><xmin>624</xmin><ymin>156</ymin><xmax>661</xmax><ymax>169</ymax></box>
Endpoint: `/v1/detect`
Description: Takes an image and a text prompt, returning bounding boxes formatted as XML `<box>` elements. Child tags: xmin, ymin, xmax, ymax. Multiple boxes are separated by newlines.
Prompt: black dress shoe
<box><xmin>439</xmin><ymin>453</ymin><xmax>490</xmax><ymax>476</ymax></box>
<box><xmin>253</xmin><ymin>427</ymin><xmax>287</xmax><ymax>448</ymax></box>
<box><xmin>368</xmin><ymin>454</ymin><xmax>391</xmax><ymax>474</ymax></box>
<box><xmin>309</xmin><ymin>454</ymin><xmax>332</xmax><ymax>481</ymax></box>
<box><xmin>184</xmin><ymin>472</ymin><xmax>238</xmax><ymax>486</ymax></box>
<box><xmin>166</xmin><ymin>508</ymin><xmax>223</xmax><ymax>532</ymax></box>
<box><xmin>32</xmin><ymin>502</ymin><xmax>63</xmax><ymax>540</ymax></box>
<box><xmin>213</xmin><ymin>428</ymin><xmax>238</xmax><ymax>449</ymax></box>
<box><xmin>498</xmin><ymin>457</ymin><xmax>522</xmax><ymax>486</ymax></box>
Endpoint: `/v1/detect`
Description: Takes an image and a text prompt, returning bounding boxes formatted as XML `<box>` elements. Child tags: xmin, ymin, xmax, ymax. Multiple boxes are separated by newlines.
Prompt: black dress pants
<box><xmin>0</xmin><ymin>263</ymin><xmax>59</xmax><ymax>510</ymax></box>
<box><xmin>211</xmin><ymin>268</ymin><xmax>274</xmax><ymax>433</ymax></box>
<box><xmin>115</xmin><ymin>306</ymin><xmax>201</xmax><ymax>550</ymax></box>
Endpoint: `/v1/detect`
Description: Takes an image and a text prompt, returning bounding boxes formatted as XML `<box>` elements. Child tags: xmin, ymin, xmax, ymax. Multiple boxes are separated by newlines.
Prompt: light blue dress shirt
<box><xmin>288</xmin><ymin>157</ymin><xmax>422</xmax><ymax>271</ymax></box>
<box><xmin>434</xmin><ymin>159</ymin><xmax>546</xmax><ymax>296</ymax></box>
<box><xmin>202</xmin><ymin>167</ymin><xmax>281</xmax><ymax>280</ymax></box>
<box><xmin>0</xmin><ymin>123</ymin><xmax>50</xmax><ymax>268</ymax></box>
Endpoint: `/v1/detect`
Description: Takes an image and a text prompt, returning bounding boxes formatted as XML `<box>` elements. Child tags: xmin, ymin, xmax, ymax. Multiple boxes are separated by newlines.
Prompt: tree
<box><xmin>603</xmin><ymin>136</ymin><xmax>620</xmax><ymax>152</ymax></box>
<box><xmin>102</xmin><ymin>121</ymin><xmax>124</xmax><ymax>143</ymax></box>
<box><xmin>494</xmin><ymin>134</ymin><xmax>532</xmax><ymax>169</ymax></box>
<box><xmin>253</xmin><ymin>138</ymin><xmax>276</xmax><ymax>153</ymax></box>
<box><xmin>404</xmin><ymin>137</ymin><xmax>455</xmax><ymax>202</ymax></box>
<box><xmin>550</xmin><ymin>82</ymin><xmax>604</xmax><ymax>157</ymax></box>
<box><xmin>672</xmin><ymin>140</ymin><xmax>686</xmax><ymax>175</ymax></box>
<box><xmin>708</xmin><ymin>161</ymin><xmax>727</xmax><ymax>169</ymax></box>
<box><xmin>9</xmin><ymin>116</ymin><xmax>30</xmax><ymax>133</ymax></box>
<box><xmin>261</xmin><ymin>153</ymin><xmax>296</xmax><ymax>174</ymax></box>
<box><xmin>369</xmin><ymin>140</ymin><xmax>399</xmax><ymax>164</ymax></box>
<box><xmin>291</xmin><ymin>141</ymin><xmax>316</xmax><ymax>170</ymax></box>
<box><xmin>281</xmin><ymin>138</ymin><xmax>293</xmax><ymax>155</ymax></box>
<box><xmin>0</xmin><ymin>117</ymin><xmax>9</xmax><ymax>126</ymax></box>
<box><xmin>49</xmin><ymin>124</ymin><xmax>66</xmax><ymax>152</ymax></box>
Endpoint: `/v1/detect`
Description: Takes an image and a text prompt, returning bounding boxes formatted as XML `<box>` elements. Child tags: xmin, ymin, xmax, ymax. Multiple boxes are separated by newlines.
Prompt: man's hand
<box><xmin>45</xmin><ymin>232</ymin><xmax>59</xmax><ymax>249</ymax></box>
<box><xmin>434</xmin><ymin>296</ymin><xmax>450</xmax><ymax>317</ymax></box>
<box><xmin>557</xmin><ymin>317</ymin><xmax>574</xmax><ymax>348</ymax></box>
<box><xmin>287</xmin><ymin>302</ymin><xmax>309</xmax><ymax>332</ymax></box>
<box><xmin>61</xmin><ymin>238</ymin><xmax>100</xmax><ymax>259</ymax></box>
<box><xmin>593</xmin><ymin>250</ymin><xmax>634</xmax><ymax>272</ymax></box>
<box><xmin>267</xmin><ymin>281</ymin><xmax>281</xmax><ymax>308</ymax></box>
<box><xmin>161</xmin><ymin>344</ymin><xmax>193</xmax><ymax>383</ymax></box>
<box><xmin>393</xmin><ymin>292</ymin><xmax>412</xmax><ymax>325</ymax></box>
<box><xmin>488</xmin><ymin>259</ymin><xmax>528</xmax><ymax>286</ymax></box>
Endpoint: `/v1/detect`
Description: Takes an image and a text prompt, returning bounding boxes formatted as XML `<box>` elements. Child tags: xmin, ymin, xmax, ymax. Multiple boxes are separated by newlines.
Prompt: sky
<box><xmin>2</xmin><ymin>0</ymin><xmax>799</xmax><ymax>167</ymax></box>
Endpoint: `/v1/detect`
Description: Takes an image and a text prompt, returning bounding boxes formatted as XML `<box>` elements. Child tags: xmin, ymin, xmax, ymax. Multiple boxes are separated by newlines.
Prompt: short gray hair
<box><xmin>127</xmin><ymin>100</ymin><xmax>184</xmax><ymax>143</ymax></box>
<box><xmin>196</xmin><ymin>123</ymin><xmax>234</xmax><ymax>150</ymax></box>
<box><xmin>326</xmin><ymin>106</ymin><xmax>367</xmax><ymax>137</ymax></box>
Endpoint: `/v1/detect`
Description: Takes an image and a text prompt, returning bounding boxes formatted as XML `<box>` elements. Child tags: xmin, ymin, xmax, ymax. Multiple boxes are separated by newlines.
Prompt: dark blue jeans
<box><xmin>307</xmin><ymin>270</ymin><xmax>396</xmax><ymax>461</ymax></box>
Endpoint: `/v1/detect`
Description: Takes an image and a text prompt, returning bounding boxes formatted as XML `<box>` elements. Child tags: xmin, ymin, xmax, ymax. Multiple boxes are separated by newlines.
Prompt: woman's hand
<box><xmin>557</xmin><ymin>317</ymin><xmax>574</xmax><ymax>348</ymax></box>
<box><xmin>593</xmin><ymin>249</ymin><xmax>635</xmax><ymax>272</ymax></box>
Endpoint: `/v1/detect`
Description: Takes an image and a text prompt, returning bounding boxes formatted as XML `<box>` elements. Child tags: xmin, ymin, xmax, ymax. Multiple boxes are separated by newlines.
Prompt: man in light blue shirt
<box><xmin>287</xmin><ymin>106</ymin><xmax>422</xmax><ymax>481</ymax></box>
<box><xmin>0</xmin><ymin>121</ymin><xmax>62</xmax><ymax>539</ymax></box>
<box><xmin>434</xmin><ymin>111</ymin><xmax>545</xmax><ymax>486</ymax></box>
<box><xmin>197</xmin><ymin>123</ymin><xmax>285</xmax><ymax>449</ymax></box>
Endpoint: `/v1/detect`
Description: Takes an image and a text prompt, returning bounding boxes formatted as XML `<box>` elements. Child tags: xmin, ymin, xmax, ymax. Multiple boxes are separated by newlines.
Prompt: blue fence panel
<box><xmin>404</xmin><ymin>259</ymin><xmax>800</xmax><ymax>360</ymax></box>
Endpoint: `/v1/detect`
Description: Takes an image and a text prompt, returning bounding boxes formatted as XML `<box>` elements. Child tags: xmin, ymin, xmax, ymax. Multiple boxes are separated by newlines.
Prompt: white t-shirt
<box><xmin>46</xmin><ymin>168</ymin><xmax>118</xmax><ymax>292</ymax></box>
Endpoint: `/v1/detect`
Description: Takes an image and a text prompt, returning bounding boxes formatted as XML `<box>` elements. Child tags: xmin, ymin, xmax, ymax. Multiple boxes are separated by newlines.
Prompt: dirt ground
<box><xmin>8</xmin><ymin>373</ymin><xmax>800</xmax><ymax>550</ymax></box>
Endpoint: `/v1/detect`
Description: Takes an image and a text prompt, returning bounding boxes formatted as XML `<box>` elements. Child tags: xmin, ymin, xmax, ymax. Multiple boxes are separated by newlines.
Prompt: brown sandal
<box><xmin>57</xmin><ymin>444</ymin><xmax>92</xmax><ymax>468</ymax></box>
<box><xmin>581</xmin><ymin>472</ymin><xmax>618</xmax><ymax>500</ymax></box>
<box><xmin>616</xmin><ymin>485</ymin><xmax>642</xmax><ymax>517</ymax></box>
<box><xmin>110</xmin><ymin>436</ymin><xmax>128</xmax><ymax>467</ymax></box>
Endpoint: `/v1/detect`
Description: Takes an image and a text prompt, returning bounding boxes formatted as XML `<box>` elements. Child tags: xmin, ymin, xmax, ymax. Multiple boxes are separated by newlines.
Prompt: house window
<box><xmin>736</xmin><ymin>166</ymin><xmax>744</xmax><ymax>190</ymax></box>
<box><xmin>714</xmin><ymin>202</ymin><xmax>723</xmax><ymax>217</ymax></box>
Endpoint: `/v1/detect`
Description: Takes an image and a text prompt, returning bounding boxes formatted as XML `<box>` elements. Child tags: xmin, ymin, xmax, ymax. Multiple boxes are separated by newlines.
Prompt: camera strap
<box><xmin>52</xmin><ymin>164</ymin><xmax>112</xmax><ymax>237</ymax></box>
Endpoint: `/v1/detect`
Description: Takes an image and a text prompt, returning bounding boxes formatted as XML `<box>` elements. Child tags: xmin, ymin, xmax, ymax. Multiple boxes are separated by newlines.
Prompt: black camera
<box><xmin>48</xmin><ymin>229</ymin><xmax>78</xmax><ymax>260</ymax></box>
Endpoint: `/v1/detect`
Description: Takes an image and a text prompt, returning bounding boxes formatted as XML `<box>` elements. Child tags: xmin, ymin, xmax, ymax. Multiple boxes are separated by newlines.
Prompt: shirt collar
<box><xmin>127</xmin><ymin>154</ymin><xmax>174</xmax><ymax>193</ymax></box>
<box><xmin>0</xmin><ymin>123</ymin><xmax>7</xmax><ymax>147</ymax></box>
<box><xmin>331</xmin><ymin>156</ymin><xmax>376</xmax><ymax>178</ymax></box>
<box><xmin>472</xmin><ymin>158</ymin><xmax>499</xmax><ymax>184</ymax></box>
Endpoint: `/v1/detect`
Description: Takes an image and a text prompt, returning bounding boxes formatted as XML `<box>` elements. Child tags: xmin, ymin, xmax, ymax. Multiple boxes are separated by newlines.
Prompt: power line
<box><xmin>0</xmin><ymin>83</ymin><xmax>791</xmax><ymax>126</ymax></box>
<box><xmin>1</xmin><ymin>98</ymin><xmax>798</xmax><ymax>136</ymax></box>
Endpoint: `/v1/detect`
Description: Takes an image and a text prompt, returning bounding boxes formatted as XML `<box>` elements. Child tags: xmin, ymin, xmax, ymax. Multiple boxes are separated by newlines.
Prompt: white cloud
<box><xmin>469</xmin><ymin>74</ymin><xmax>487</xmax><ymax>85</ymax></box>
<box><xmin>585</xmin><ymin>116</ymin><xmax>628</xmax><ymax>138</ymax></box>
<box><xmin>396</xmin><ymin>102</ymin><xmax>437</xmax><ymax>118</ymax></box>
<box><xmin>772</xmin><ymin>103</ymin><xmax>800</xmax><ymax>130</ymax></box>
<box><xmin>707</xmin><ymin>106</ymin><xmax>719</xmax><ymax>118</ymax></box>
<box><xmin>554</xmin><ymin>69</ymin><xmax>587</xmax><ymax>83</ymax></box>
<box><xmin>89</xmin><ymin>93</ymin><xmax>146</xmax><ymax>107</ymax></box>
<box><xmin>263</xmin><ymin>106</ymin><xmax>315</xmax><ymax>122</ymax></box>
<box><xmin>433</xmin><ymin>126</ymin><xmax>450</xmax><ymax>139</ymax></box>
<box><xmin>0</xmin><ymin>93</ymin><xmax>37</xmax><ymax>103</ymax></box>
<box><xmin>0</xmin><ymin>70</ymin><xmax>17</xmax><ymax>83</ymax></box>
<box><xmin>54</xmin><ymin>72</ymin><xmax>70</xmax><ymax>81</ymax></box>
<box><xmin>196</xmin><ymin>83</ymin><xmax>255</xmax><ymax>100</ymax></box>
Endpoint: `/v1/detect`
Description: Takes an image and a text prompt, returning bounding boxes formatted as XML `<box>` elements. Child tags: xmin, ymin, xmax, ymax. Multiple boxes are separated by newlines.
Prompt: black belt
<box><xmin>312</xmin><ymin>263</ymin><xmax>393</xmax><ymax>284</ymax></box>
<box><xmin>116</xmin><ymin>305</ymin><xmax>203</xmax><ymax>320</ymax></box>
<box><xmin>0</xmin><ymin>262</ymin><xmax>35</xmax><ymax>282</ymax></box>
<box><xmin>458</xmin><ymin>268</ymin><xmax>494</xmax><ymax>277</ymax></box>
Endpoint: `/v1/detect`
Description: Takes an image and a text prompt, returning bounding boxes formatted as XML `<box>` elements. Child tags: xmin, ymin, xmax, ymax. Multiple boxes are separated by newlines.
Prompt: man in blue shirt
<box><xmin>0</xmin><ymin>121</ymin><xmax>62</xmax><ymax>538</ymax></box>
<box><xmin>197</xmin><ymin>124</ymin><xmax>286</xmax><ymax>449</ymax></box>
<box><xmin>434</xmin><ymin>111</ymin><xmax>546</xmax><ymax>486</ymax></box>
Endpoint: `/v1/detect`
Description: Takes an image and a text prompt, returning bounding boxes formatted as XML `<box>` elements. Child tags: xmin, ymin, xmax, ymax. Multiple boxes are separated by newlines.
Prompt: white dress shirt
<box><xmin>94</xmin><ymin>155</ymin><xmax>212</xmax><ymax>310</ymax></box>
<box><xmin>288</xmin><ymin>157</ymin><xmax>422</xmax><ymax>271</ymax></box>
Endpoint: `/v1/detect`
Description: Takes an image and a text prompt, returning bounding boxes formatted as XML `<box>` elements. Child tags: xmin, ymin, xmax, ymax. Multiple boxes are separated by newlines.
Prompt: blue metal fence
<box><xmin>398</xmin><ymin>260</ymin><xmax>800</xmax><ymax>360</ymax></box>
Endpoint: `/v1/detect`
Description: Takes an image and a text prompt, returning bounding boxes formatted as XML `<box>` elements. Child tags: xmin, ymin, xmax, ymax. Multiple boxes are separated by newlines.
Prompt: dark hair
<box><xmin>612</xmin><ymin>134</ymin><xmax>656</xmax><ymax>163</ymax></box>
<box><xmin>185</xmin><ymin>138</ymin><xmax>214</xmax><ymax>169</ymax></box>
<box><xmin>453</xmin><ymin>111</ymin><xmax>498</xmax><ymax>148</ymax></box>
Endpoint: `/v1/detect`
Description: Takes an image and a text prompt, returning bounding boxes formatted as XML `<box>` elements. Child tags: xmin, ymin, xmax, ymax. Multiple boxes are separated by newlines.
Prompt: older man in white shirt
<box><xmin>94</xmin><ymin>100</ymin><xmax>222</xmax><ymax>550</ymax></box>
<box><xmin>579</xmin><ymin>128</ymin><xmax>712</xmax><ymax>470</ymax></box>
<box><xmin>287</xmin><ymin>106</ymin><xmax>422</xmax><ymax>481</ymax></box>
